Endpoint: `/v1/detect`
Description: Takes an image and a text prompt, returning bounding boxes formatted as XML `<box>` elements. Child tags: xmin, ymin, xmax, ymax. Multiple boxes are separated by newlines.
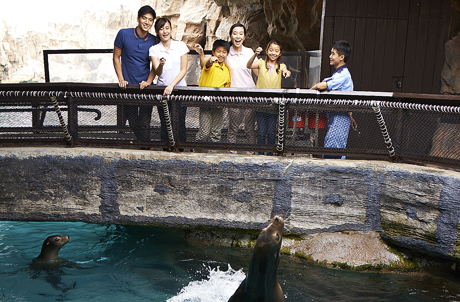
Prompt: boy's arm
<box><xmin>311</xmin><ymin>81</ymin><xmax>328</xmax><ymax>90</ymax></box>
<box><xmin>205</xmin><ymin>57</ymin><xmax>218</xmax><ymax>69</ymax></box>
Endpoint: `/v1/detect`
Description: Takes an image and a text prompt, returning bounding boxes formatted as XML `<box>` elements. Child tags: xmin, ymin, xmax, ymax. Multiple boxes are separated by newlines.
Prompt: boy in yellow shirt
<box><xmin>195</xmin><ymin>39</ymin><xmax>231</xmax><ymax>142</ymax></box>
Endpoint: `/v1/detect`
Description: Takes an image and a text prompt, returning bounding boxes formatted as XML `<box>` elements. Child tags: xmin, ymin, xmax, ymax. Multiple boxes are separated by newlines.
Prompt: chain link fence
<box><xmin>0</xmin><ymin>84</ymin><xmax>459</xmax><ymax>168</ymax></box>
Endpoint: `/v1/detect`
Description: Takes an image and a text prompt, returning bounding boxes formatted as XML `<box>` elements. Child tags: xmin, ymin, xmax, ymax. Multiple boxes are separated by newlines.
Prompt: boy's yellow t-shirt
<box><xmin>198</xmin><ymin>59</ymin><xmax>231</xmax><ymax>88</ymax></box>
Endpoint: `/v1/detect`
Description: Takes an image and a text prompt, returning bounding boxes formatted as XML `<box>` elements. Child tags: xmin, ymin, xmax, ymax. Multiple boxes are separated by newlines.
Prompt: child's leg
<box><xmin>228</xmin><ymin>108</ymin><xmax>242</xmax><ymax>143</ymax></box>
<box><xmin>266</xmin><ymin>113</ymin><xmax>277</xmax><ymax>146</ymax></box>
<box><xmin>324</xmin><ymin>112</ymin><xmax>351</xmax><ymax>159</ymax></box>
<box><xmin>242</xmin><ymin>109</ymin><xmax>257</xmax><ymax>144</ymax></box>
<box><xmin>196</xmin><ymin>107</ymin><xmax>212</xmax><ymax>141</ymax></box>
<box><xmin>210</xmin><ymin>108</ymin><xmax>223</xmax><ymax>142</ymax></box>
<box><xmin>256</xmin><ymin>112</ymin><xmax>268</xmax><ymax>145</ymax></box>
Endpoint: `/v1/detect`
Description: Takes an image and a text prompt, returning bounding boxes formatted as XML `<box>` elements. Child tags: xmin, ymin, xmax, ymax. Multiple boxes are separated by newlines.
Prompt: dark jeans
<box><xmin>257</xmin><ymin>111</ymin><xmax>277</xmax><ymax>146</ymax></box>
<box><xmin>124</xmin><ymin>105</ymin><xmax>153</xmax><ymax>142</ymax></box>
<box><xmin>157</xmin><ymin>102</ymin><xmax>187</xmax><ymax>143</ymax></box>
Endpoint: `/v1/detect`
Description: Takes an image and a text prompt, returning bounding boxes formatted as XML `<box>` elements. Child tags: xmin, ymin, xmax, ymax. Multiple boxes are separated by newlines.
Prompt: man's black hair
<box><xmin>212</xmin><ymin>39</ymin><xmax>231</xmax><ymax>53</ymax></box>
<box><xmin>332</xmin><ymin>40</ymin><xmax>352</xmax><ymax>63</ymax></box>
<box><xmin>138</xmin><ymin>5</ymin><xmax>156</xmax><ymax>19</ymax></box>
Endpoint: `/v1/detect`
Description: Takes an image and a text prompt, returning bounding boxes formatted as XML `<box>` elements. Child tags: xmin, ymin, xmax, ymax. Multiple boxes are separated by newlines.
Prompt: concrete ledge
<box><xmin>0</xmin><ymin>147</ymin><xmax>459</xmax><ymax>261</ymax></box>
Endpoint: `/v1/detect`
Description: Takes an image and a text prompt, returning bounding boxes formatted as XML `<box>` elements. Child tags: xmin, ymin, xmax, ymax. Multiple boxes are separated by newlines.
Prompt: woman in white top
<box><xmin>149</xmin><ymin>17</ymin><xmax>189</xmax><ymax>145</ymax></box>
<box><xmin>224</xmin><ymin>23</ymin><xmax>258</xmax><ymax>152</ymax></box>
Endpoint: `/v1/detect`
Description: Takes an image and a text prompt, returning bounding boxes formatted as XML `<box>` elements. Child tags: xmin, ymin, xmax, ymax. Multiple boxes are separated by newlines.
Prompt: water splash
<box><xmin>168</xmin><ymin>264</ymin><xmax>245</xmax><ymax>302</ymax></box>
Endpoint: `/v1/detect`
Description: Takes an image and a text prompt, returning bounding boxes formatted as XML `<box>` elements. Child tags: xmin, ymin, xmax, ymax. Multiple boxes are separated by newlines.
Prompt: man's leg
<box><xmin>137</xmin><ymin>105</ymin><xmax>153</xmax><ymax>142</ymax></box>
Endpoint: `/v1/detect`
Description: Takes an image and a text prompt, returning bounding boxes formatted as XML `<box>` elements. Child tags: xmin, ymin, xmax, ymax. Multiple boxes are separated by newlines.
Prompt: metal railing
<box><xmin>0</xmin><ymin>82</ymin><xmax>459</xmax><ymax>168</ymax></box>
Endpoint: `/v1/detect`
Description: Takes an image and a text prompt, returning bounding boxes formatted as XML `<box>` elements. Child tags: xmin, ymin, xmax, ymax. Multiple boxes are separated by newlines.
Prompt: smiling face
<box><xmin>266</xmin><ymin>43</ymin><xmax>282</xmax><ymax>63</ymax></box>
<box><xmin>212</xmin><ymin>46</ymin><xmax>229</xmax><ymax>64</ymax></box>
<box><xmin>329</xmin><ymin>48</ymin><xmax>345</xmax><ymax>69</ymax></box>
<box><xmin>230</xmin><ymin>26</ymin><xmax>246</xmax><ymax>49</ymax></box>
<box><xmin>137</xmin><ymin>13</ymin><xmax>154</xmax><ymax>35</ymax></box>
<box><xmin>158</xmin><ymin>21</ymin><xmax>172</xmax><ymax>43</ymax></box>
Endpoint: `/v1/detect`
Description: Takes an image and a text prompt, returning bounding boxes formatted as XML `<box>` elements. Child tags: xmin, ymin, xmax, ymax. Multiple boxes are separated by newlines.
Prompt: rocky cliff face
<box><xmin>441</xmin><ymin>0</ymin><xmax>460</xmax><ymax>94</ymax></box>
<box><xmin>441</xmin><ymin>32</ymin><xmax>460</xmax><ymax>94</ymax></box>
<box><xmin>0</xmin><ymin>6</ymin><xmax>136</xmax><ymax>83</ymax></box>
<box><xmin>0</xmin><ymin>0</ymin><xmax>321</xmax><ymax>83</ymax></box>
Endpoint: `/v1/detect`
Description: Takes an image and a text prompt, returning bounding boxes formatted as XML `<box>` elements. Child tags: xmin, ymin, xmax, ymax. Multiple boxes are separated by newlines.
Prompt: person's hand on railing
<box><xmin>118</xmin><ymin>79</ymin><xmax>129</xmax><ymax>89</ymax></box>
<box><xmin>139</xmin><ymin>81</ymin><xmax>150</xmax><ymax>90</ymax></box>
<box><xmin>164</xmin><ymin>85</ymin><xmax>174</xmax><ymax>95</ymax></box>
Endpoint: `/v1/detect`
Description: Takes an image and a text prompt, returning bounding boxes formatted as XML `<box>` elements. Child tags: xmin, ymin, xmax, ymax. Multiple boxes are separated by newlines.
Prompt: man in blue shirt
<box><xmin>311</xmin><ymin>40</ymin><xmax>357</xmax><ymax>159</ymax></box>
<box><xmin>113</xmin><ymin>5</ymin><xmax>156</xmax><ymax>143</ymax></box>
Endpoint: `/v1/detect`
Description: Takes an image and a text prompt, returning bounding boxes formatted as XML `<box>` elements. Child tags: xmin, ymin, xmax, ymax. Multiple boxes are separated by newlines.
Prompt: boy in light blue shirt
<box><xmin>311</xmin><ymin>40</ymin><xmax>356</xmax><ymax>159</ymax></box>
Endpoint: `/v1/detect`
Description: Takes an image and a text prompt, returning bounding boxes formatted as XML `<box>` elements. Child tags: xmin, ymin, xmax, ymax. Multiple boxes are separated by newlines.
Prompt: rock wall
<box><xmin>0</xmin><ymin>6</ymin><xmax>136</xmax><ymax>83</ymax></box>
<box><xmin>0</xmin><ymin>0</ymin><xmax>321</xmax><ymax>84</ymax></box>
<box><xmin>0</xmin><ymin>147</ymin><xmax>459</xmax><ymax>262</ymax></box>
<box><xmin>441</xmin><ymin>32</ymin><xmax>460</xmax><ymax>94</ymax></box>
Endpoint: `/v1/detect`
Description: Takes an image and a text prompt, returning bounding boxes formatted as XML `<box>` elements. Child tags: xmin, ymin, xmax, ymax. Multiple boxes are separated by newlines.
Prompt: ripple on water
<box><xmin>0</xmin><ymin>221</ymin><xmax>459</xmax><ymax>301</ymax></box>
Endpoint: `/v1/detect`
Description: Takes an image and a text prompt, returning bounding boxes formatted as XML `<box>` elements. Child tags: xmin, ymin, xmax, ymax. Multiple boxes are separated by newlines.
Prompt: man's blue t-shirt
<box><xmin>324</xmin><ymin>65</ymin><xmax>353</xmax><ymax>91</ymax></box>
<box><xmin>114</xmin><ymin>28</ymin><xmax>156</xmax><ymax>85</ymax></box>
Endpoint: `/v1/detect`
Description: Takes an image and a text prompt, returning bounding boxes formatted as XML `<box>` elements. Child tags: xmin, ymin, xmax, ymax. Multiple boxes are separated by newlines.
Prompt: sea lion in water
<box><xmin>28</xmin><ymin>235</ymin><xmax>78</xmax><ymax>292</ymax></box>
<box><xmin>228</xmin><ymin>216</ymin><xmax>285</xmax><ymax>302</ymax></box>
<box><xmin>33</xmin><ymin>235</ymin><xmax>70</xmax><ymax>264</ymax></box>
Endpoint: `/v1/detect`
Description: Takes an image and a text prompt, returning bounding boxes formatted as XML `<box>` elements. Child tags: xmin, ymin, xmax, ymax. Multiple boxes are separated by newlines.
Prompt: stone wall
<box><xmin>0</xmin><ymin>147</ymin><xmax>459</xmax><ymax>262</ymax></box>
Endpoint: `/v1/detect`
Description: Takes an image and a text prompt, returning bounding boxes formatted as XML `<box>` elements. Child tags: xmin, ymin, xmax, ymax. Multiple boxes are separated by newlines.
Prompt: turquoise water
<box><xmin>1</xmin><ymin>221</ymin><xmax>459</xmax><ymax>301</ymax></box>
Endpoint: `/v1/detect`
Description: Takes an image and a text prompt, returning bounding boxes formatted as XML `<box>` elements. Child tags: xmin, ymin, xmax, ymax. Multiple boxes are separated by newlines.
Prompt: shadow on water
<box><xmin>0</xmin><ymin>221</ymin><xmax>459</xmax><ymax>301</ymax></box>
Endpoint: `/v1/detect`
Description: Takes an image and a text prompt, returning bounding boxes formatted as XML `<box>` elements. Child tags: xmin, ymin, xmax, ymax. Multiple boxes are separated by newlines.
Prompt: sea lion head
<box><xmin>257</xmin><ymin>215</ymin><xmax>284</xmax><ymax>252</ymax></box>
<box><xmin>36</xmin><ymin>235</ymin><xmax>70</xmax><ymax>261</ymax></box>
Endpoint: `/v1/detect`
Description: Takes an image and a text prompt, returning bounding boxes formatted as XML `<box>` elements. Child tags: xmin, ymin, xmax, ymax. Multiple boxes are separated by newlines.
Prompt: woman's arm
<box><xmin>195</xmin><ymin>44</ymin><xmax>206</xmax><ymax>68</ymax></box>
<box><xmin>151</xmin><ymin>56</ymin><xmax>166</xmax><ymax>77</ymax></box>
<box><xmin>164</xmin><ymin>54</ymin><xmax>188</xmax><ymax>95</ymax></box>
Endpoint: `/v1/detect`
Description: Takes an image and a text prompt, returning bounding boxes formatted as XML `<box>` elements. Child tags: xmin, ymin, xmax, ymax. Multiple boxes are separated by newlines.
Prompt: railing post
<box><xmin>66</xmin><ymin>95</ymin><xmax>78</xmax><ymax>147</ymax></box>
<box><xmin>276</xmin><ymin>97</ymin><xmax>286</xmax><ymax>156</ymax></box>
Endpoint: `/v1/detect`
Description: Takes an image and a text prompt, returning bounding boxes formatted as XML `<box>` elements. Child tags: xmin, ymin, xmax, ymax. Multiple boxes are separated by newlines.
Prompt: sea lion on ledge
<box><xmin>33</xmin><ymin>235</ymin><xmax>70</xmax><ymax>264</ymax></box>
<box><xmin>228</xmin><ymin>216</ymin><xmax>285</xmax><ymax>302</ymax></box>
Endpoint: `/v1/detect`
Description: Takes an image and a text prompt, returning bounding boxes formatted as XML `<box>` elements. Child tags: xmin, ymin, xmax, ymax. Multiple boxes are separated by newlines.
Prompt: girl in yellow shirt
<box><xmin>247</xmin><ymin>40</ymin><xmax>291</xmax><ymax>155</ymax></box>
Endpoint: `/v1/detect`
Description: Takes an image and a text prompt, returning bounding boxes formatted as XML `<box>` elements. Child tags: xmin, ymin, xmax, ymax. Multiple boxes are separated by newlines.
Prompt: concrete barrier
<box><xmin>0</xmin><ymin>147</ymin><xmax>459</xmax><ymax>261</ymax></box>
